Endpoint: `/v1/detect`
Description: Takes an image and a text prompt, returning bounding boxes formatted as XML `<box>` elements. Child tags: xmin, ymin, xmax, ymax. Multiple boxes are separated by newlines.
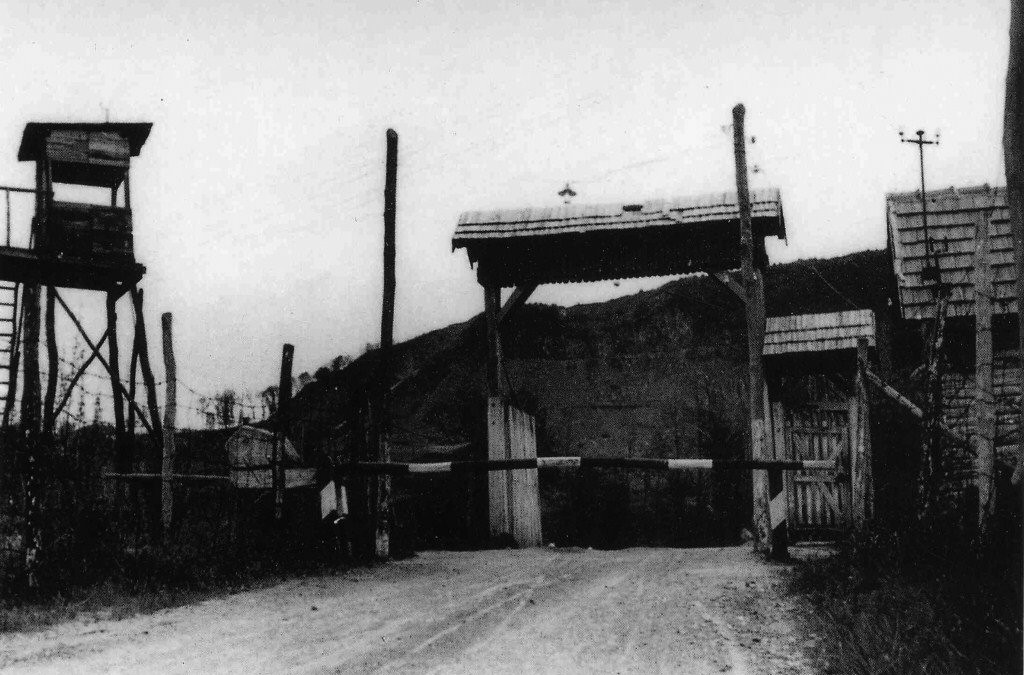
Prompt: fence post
<box><xmin>161</xmin><ymin>313</ymin><xmax>176</xmax><ymax>538</ymax></box>
<box><xmin>274</xmin><ymin>344</ymin><xmax>294</xmax><ymax>523</ymax></box>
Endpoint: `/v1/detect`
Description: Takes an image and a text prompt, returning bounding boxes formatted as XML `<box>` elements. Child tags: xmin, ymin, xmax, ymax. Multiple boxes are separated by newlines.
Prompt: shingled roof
<box><xmin>887</xmin><ymin>184</ymin><xmax>1012</xmax><ymax>321</ymax></box>
<box><xmin>453</xmin><ymin>188</ymin><xmax>786</xmax><ymax>286</ymax></box>
<box><xmin>763</xmin><ymin>309</ymin><xmax>876</xmax><ymax>356</ymax></box>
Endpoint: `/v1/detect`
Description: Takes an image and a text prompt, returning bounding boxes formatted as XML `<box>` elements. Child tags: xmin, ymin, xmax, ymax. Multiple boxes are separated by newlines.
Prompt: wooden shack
<box><xmin>763</xmin><ymin>309</ymin><xmax>875</xmax><ymax>538</ymax></box>
<box><xmin>886</xmin><ymin>184</ymin><xmax>1016</xmax><ymax>513</ymax></box>
<box><xmin>226</xmin><ymin>425</ymin><xmax>315</xmax><ymax>490</ymax></box>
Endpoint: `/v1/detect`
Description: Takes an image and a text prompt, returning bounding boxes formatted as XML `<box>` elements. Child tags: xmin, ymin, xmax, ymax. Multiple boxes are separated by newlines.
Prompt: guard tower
<box><xmin>2</xmin><ymin>121</ymin><xmax>162</xmax><ymax>469</ymax></box>
<box><xmin>0</xmin><ymin>122</ymin><xmax>165</xmax><ymax>588</ymax></box>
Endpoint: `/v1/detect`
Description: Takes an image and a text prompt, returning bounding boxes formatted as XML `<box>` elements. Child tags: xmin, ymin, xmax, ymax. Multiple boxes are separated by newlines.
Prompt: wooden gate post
<box><xmin>851</xmin><ymin>337</ymin><xmax>873</xmax><ymax>530</ymax></box>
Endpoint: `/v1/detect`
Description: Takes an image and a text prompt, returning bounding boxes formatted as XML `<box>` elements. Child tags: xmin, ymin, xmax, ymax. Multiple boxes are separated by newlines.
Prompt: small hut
<box><xmin>763</xmin><ymin>309</ymin><xmax>876</xmax><ymax>538</ymax></box>
<box><xmin>226</xmin><ymin>425</ymin><xmax>314</xmax><ymax>489</ymax></box>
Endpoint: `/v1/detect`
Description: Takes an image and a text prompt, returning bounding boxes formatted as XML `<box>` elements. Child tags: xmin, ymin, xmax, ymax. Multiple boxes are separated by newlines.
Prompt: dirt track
<box><xmin>0</xmin><ymin>547</ymin><xmax>818</xmax><ymax>674</ymax></box>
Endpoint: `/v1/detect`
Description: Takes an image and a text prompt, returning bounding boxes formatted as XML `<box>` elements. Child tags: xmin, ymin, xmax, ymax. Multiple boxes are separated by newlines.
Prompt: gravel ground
<box><xmin>0</xmin><ymin>546</ymin><xmax>819</xmax><ymax>674</ymax></box>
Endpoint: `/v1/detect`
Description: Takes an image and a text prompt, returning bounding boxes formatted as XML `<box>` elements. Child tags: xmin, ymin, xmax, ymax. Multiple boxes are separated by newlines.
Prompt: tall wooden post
<box><xmin>372</xmin><ymin>129</ymin><xmax>398</xmax><ymax>559</ymax></box>
<box><xmin>19</xmin><ymin>281</ymin><xmax>41</xmax><ymax>589</ymax></box>
<box><xmin>125</xmin><ymin>316</ymin><xmax>140</xmax><ymax>457</ymax></box>
<box><xmin>920</xmin><ymin>292</ymin><xmax>948</xmax><ymax>517</ymax></box>
<box><xmin>1005</xmin><ymin>0</ymin><xmax>1024</xmax><ymax>486</ymax></box>
<box><xmin>484</xmin><ymin>285</ymin><xmax>504</xmax><ymax>397</ymax></box>
<box><xmin>733</xmin><ymin>103</ymin><xmax>774</xmax><ymax>555</ymax></box>
<box><xmin>160</xmin><ymin>313</ymin><xmax>176</xmax><ymax>537</ymax></box>
<box><xmin>107</xmin><ymin>292</ymin><xmax>127</xmax><ymax>472</ymax></box>
<box><xmin>42</xmin><ymin>287</ymin><xmax>57</xmax><ymax>436</ymax></box>
<box><xmin>274</xmin><ymin>344</ymin><xmax>294</xmax><ymax>523</ymax></box>
<box><xmin>974</xmin><ymin>210</ymin><xmax>996</xmax><ymax>531</ymax></box>
<box><xmin>851</xmin><ymin>337</ymin><xmax>874</xmax><ymax>530</ymax></box>
<box><xmin>133</xmin><ymin>289</ymin><xmax>163</xmax><ymax>447</ymax></box>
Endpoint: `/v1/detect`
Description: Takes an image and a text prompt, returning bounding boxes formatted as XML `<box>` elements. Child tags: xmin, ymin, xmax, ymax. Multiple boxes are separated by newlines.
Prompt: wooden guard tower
<box><xmin>1</xmin><ymin>123</ymin><xmax>163</xmax><ymax>585</ymax></box>
<box><xmin>453</xmin><ymin>189</ymin><xmax>786</xmax><ymax>547</ymax></box>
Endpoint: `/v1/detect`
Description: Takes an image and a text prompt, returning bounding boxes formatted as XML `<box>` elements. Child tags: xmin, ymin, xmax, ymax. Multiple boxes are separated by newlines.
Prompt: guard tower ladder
<box><xmin>0</xmin><ymin>186</ymin><xmax>21</xmax><ymax>424</ymax></box>
<box><xmin>0</xmin><ymin>281</ymin><xmax>18</xmax><ymax>421</ymax></box>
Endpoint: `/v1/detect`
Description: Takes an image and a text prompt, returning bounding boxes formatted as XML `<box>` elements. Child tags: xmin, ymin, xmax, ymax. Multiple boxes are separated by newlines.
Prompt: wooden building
<box><xmin>886</xmin><ymin>184</ymin><xmax>1015</xmax><ymax>513</ymax></box>
<box><xmin>763</xmin><ymin>309</ymin><xmax>875</xmax><ymax>537</ymax></box>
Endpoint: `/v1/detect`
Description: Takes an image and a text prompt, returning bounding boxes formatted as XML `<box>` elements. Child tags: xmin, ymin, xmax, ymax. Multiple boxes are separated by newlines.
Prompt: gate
<box><xmin>785</xmin><ymin>404</ymin><xmax>850</xmax><ymax>536</ymax></box>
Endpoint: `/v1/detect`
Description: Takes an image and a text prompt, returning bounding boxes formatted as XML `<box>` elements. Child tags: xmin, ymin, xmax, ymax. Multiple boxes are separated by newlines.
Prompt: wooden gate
<box><xmin>784</xmin><ymin>404</ymin><xmax>850</xmax><ymax>536</ymax></box>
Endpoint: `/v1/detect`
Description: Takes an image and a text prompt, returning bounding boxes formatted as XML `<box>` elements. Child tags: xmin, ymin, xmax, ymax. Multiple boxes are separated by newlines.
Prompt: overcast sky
<box><xmin>0</xmin><ymin>0</ymin><xmax>1012</xmax><ymax>420</ymax></box>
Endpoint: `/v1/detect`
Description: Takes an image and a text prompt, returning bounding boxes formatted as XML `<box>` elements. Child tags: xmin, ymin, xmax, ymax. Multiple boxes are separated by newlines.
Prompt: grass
<box><xmin>0</xmin><ymin>542</ymin><xmax>349</xmax><ymax>634</ymax></box>
<box><xmin>793</xmin><ymin>528</ymin><xmax>1023</xmax><ymax>675</ymax></box>
<box><xmin>0</xmin><ymin>581</ymin><xmax>212</xmax><ymax>633</ymax></box>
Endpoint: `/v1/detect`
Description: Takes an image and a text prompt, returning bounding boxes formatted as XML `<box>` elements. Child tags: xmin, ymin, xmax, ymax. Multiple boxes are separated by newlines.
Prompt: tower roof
<box><xmin>18</xmin><ymin>122</ymin><xmax>152</xmax><ymax>162</ymax></box>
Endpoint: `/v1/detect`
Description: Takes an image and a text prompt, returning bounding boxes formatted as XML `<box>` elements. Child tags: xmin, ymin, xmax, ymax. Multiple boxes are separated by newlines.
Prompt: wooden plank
<box><xmin>497</xmin><ymin>283</ymin><xmax>538</xmax><ymax>325</ymax></box>
<box><xmin>710</xmin><ymin>270</ymin><xmax>746</xmax><ymax>303</ymax></box>
<box><xmin>851</xmin><ymin>338</ymin><xmax>873</xmax><ymax>529</ymax></box>
<box><xmin>487</xmin><ymin>397</ymin><xmax>509</xmax><ymax>537</ymax></box>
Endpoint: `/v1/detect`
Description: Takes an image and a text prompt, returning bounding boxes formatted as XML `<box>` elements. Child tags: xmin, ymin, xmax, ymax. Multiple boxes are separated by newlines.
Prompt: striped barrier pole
<box><xmin>341</xmin><ymin>457</ymin><xmax>837</xmax><ymax>475</ymax></box>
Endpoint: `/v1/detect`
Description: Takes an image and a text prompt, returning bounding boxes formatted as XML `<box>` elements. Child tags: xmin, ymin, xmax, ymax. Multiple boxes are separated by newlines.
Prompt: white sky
<box><xmin>0</xmin><ymin>0</ymin><xmax>1012</xmax><ymax>411</ymax></box>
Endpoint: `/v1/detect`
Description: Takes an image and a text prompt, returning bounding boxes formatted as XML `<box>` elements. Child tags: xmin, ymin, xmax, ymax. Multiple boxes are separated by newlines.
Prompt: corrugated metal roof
<box><xmin>887</xmin><ymin>184</ymin><xmax>1012</xmax><ymax>320</ymax></box>
<box><xmin>454</xmin><ymin>188</ymin><xmax>784</xmax><ymax>243</ymax></box>
<box><xmin>763</xmin><ymin>309</ymin><xmax>876</xmax><ymax>356</ymax></box>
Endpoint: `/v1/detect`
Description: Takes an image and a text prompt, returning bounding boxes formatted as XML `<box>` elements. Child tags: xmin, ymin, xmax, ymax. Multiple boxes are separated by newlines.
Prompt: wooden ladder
<box><xmin>0</xmin><ymin>281</ymin><xmax>19</xmax><ymax>426</ymax></box>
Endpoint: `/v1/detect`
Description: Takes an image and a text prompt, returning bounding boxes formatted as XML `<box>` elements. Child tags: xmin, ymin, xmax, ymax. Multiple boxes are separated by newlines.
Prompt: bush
<box><xmin>794</xmin><ymin>524</ymin><xmax>1022</xmax><ymax>674</ymax></box>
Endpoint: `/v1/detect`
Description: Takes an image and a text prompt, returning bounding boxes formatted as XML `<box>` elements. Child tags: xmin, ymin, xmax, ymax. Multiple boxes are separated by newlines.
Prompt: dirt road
<box><xmin>0</xmin><ymin>547</ymin><xmax>818</xmax><ymax>674</ymax></box>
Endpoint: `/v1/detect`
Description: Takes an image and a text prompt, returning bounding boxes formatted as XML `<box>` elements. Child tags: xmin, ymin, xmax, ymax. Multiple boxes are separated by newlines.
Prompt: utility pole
<box><xmin>372</xmin><ymin>128</ymin><xmax>398</xmax><ymax>559</ymax></box>
<box><xmin>900</xmin><ymin>130</ymin><xmax>941</xmax><ymax>283</ymax></box>
<box><xmin>733</xmin><ymin>104</ymin><xmax>776</xmax><ymax>556</ymax></box>
<box><xmin>900</xmin><ymin>128</ymin><xmax>946</xmax><ymax>516</ymax></box>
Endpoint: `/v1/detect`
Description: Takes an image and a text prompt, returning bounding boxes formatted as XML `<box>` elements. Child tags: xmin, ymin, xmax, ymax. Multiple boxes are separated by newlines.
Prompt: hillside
<box><xmin>291</xmin><ymin>249</ymin><xmax>894</xmax><ymax>548</ymax></box>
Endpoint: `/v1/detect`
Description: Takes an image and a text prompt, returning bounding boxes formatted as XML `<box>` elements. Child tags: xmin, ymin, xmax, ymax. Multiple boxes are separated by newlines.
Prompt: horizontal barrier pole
<box><xmin>341</xmin><ymin>457</ymin><xmax>837</xmax><ymax>475</ymax></box>
<box><xmin>103</xmin><ymin>472</ymin><xmax>231</xmax><ymax>482</ymax></box>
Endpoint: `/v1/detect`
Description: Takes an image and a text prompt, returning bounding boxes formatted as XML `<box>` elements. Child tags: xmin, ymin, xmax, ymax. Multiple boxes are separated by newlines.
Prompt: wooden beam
<box><xmin>132</xmin><ymin>288</ymin><xmax>163</xmax><ymax>447</ymax></box>
<box><xmin>274</xmin><ymin>344</ymin><xmax>294</xmax><ymax>523</ymax></box>
<box><xmin>1005</xmin><ymin>0</ymin><xmax>1024</xmax><ymax>486</ymax></box>
<box><xmin>863</xmin><ymin>366</ymin><xmax>973</xmax><ymax>450</ymax></box>
<box><xmin>161</xmin><ymin>313</ymin><xmax>176</xmax><ymax>537</ymax></box>
<box><xmin>851</xmin><ymin>337</ymin><xmax>873</xmax><ymax>530</ymax></box>
<box><xmin>734</xmin><ymin>103</ymin><xmax>775</xmax><ymax>557</ymax></box>
<box><xmin>497</xmin><ymin>283</ymin><xmax>538</xmax><ymax>325</ymax></box>
<box><xmin>125</xmin><ymin>302</ymin><xmax>140</xmax><ymax>458</ymax></box>
<box><xmin>920</xmin><ymin>291</ymin><xmax>949</xmax><ymax>516</ymax></box>
<box><xmin>710</xmin><ymin>271</ymin><xmax>746</xmax><ymax>303</ymax></box>
<box><xmin>53</xmin><ymin>290</ymin><xmax>156</xmax><ymax>437</ymax></box>
<box><xmin>974</xmin><ymin>209</ymin><xmax>997</xmax><ymax>532</ymax></box>
<box><xmin>106</xmin><ymin>472</ymin><xmax>229</xmax><ymax>482</ymax></box>
<box><xmin>42</xmin><ymin>286</ymin><xmax>57</xmax><ymax>436</ymax></box>
<box><xmin>372</xmin><ymin>128</ymin><xmax>398</xmax><ymax>560</ymax></box>
<box><xmin>19</xmin><ymin>280</ymin><xmax>41</xmax><ymax>590</ymax></box>
<box><xmin>485</xmin><ymin>285</ymin><xmax>504</xmax><ymax>397</ymax></box>
<box><xmin>52</xmin><ymin>328</ymin><xmax>109</xmax><ymax>421</ymax></box>
<box><xmin>106</xmin><ymin>291</ymin><xmax>128</xmax><ymax>473</ymax></box>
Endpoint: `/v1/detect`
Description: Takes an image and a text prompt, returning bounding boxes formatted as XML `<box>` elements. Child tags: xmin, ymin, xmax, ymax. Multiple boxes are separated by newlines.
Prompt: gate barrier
<box><xmin>338</xmin><ymin>457</ymin><xmax>838</xmax><ymax>559</ymax></box>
